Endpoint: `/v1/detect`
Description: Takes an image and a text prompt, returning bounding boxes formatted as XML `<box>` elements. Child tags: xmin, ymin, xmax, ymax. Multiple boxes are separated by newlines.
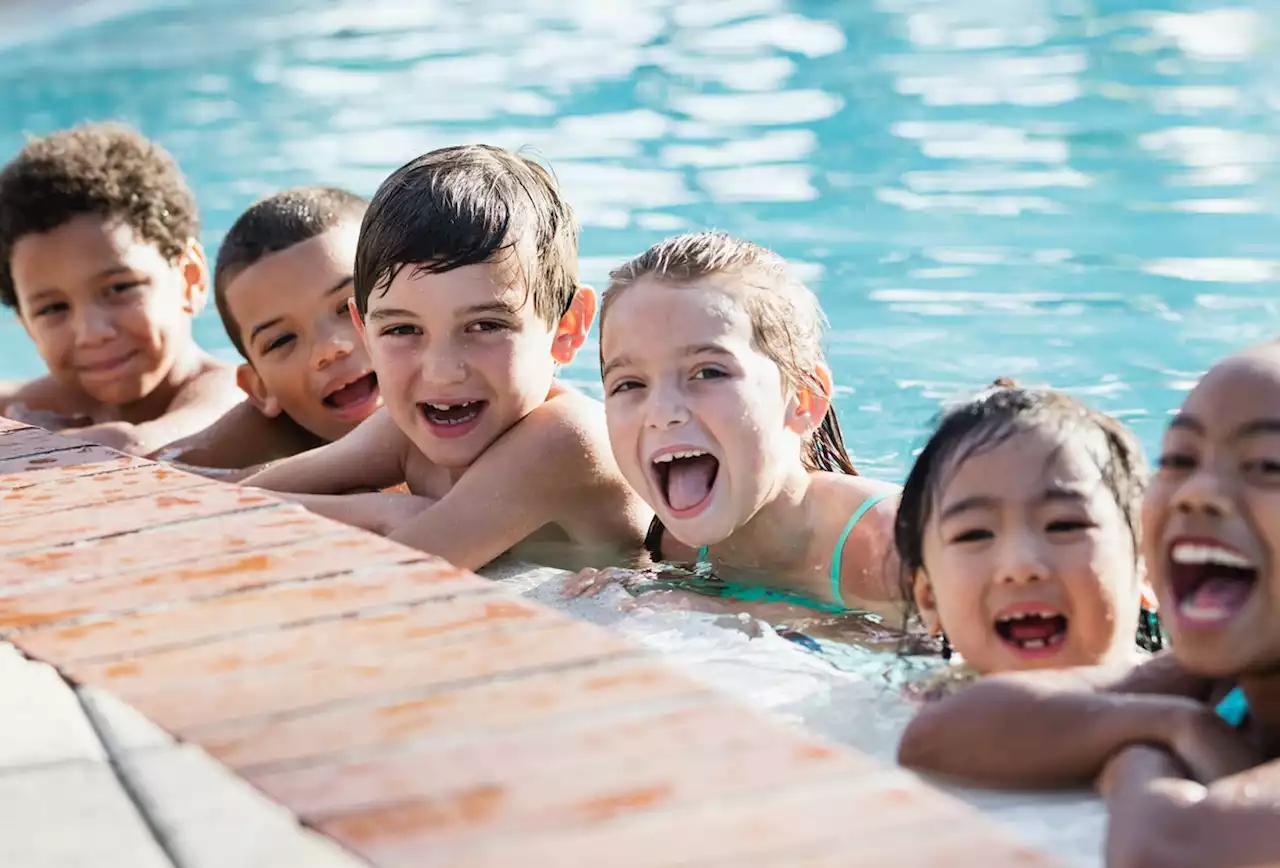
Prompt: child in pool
<box><xmin>0</xmin><ymin>122</ymin><xmax>240</xmax><ymax>454</ymax></box>
<box><xmin>895</xmin><ymin>346</ymin><xmax>1280</xmax><ymax>868</ymax></box>
<box><xmin>891</xmin><ymin>380</ymin><xmax>1162</xmax><ymax>701</ymax></box>
<box><xmin>565</xmin><ymin>231</ymin><xmax>901</xmax><ymax>621</ymax></box>
<box><xmin>156</xmin><ymin>187</ymin><xmax>383</xmax><ymax>479</ymax></box>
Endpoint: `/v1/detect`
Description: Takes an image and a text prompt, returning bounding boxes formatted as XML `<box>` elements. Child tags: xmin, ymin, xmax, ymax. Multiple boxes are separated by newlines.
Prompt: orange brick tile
<box><xmin>0</xmin><ymin>464</ymin><xmax>211</xmax><ymax>521</ymax></box>
<box><xmin>201</xmin><ymin>657</ymin><xmax>715</xmax><ymax>771</ymax></box>
<box><xmin>15</xmin><ymin>558</ymin><xmax>488</xmax><ymax>664</ymax></box>
<box><xmin>122</xmin><ymin>618</ymin><xmax>635</xmax><ymax>733</ymax></box>
<box><xmin>0</xmin><ymin>530</ymin><xmax>423</xmax><ymax>630</ymax></box>
<box><xmin>250</xmin><ymin>700</ymin><xmax>874</xmax><ymax>820</ymax></box>
<box><xmin>70</xmin><ymin>592</ymin><xmax>552</xmax><ymax>698</ymax></box>
<box><xmin>0</xmin><ymin>484</ymin><xmax>276</xmax><ymax>555</ymax></box>
<box><xmin>0</xmin><ymin>418</ymin><xmax>30</xmax><ymax>433</ymax></box>
<box><xmin>319</xmin><ymin>771</ymin><xmax>972</xmax><ymax>868</ymax></box>
<box><xmin>0</xmin><ymin>505</ymin><xmax>322</xmax><ymax>587</ymax></box>
<box><xmin>0</xmin><ymin>445</ymin><xmax>140</xmax><ymax>489</ymax></box>
<box><xmin>0</xmin><ymin>427</ymin><xmax>84</xmax><ymax>461</ymax></box>
<box><xmin>740</xmin><ymin>825</ymin><xmax>1059</xmax><ymax>867</ymax></box>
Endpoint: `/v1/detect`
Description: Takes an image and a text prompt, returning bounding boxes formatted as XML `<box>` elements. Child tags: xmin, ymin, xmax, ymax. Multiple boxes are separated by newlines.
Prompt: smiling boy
<box><xmin>156</xmin><ymin>187</ymin><xmax>382</xmax><ymax>476</ymax></box>
<box><xmin>243</xmin><ymin>145</ymin><xmax>650</xmax><ymax>571</ymax></box>
<box><xmin>0</xmin><ymin>123</ymin><xmax>240</xmax><ymax>454</ymax></box>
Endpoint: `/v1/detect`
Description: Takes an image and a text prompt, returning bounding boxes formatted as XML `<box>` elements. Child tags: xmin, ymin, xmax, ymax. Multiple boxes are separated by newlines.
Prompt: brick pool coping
<box><xmin>0</xmin><ymin>417</ymin><xmax>1059</xmax><ymax>867</ymax></box>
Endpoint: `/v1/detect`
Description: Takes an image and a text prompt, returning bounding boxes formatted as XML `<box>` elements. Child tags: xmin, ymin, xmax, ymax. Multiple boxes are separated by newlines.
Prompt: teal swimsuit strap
<box><xmin>1215</xmin><ymin>686</ymin><xmax>1250</xmax><ymax>728</ymax></box>
<box><xmin>695</xmin><ymin>489</ymin><xmax>896</xmax><ymax>608</ymax></box>
<box><xmin>828</xmin><ymin>490</ymin><xmax>895</xmax><ymax>608</ymax></box>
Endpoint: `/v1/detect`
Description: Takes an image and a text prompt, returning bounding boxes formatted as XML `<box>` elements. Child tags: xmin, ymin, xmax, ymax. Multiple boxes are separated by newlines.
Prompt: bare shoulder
<box><xmin>814</xmin><ymin>472</ymin><xmax>902</xmax><ymax>604</ymax></box>
<box><xmin>0</xmin><ymin>375</ymin><xmax>86</xmax><ymax>415</ymax></box>
<box><xmin>170</xmin><ymin>356</ymin><xmax>242</xmax><ymax>411</ymax></box>
<box><xmin>506</xmin><ymin>387</ymin><xmax>614</xmax><ymax>477</ymax></box>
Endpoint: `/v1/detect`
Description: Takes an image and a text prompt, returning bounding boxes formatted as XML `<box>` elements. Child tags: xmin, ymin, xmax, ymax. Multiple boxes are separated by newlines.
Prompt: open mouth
<box><xmin>652</xmin><ymin>449</ymin><xmax>720</xmax><ymax>517</ymax></box>
<box><xmin>418</xmin><ymin>400</ymin><xmax>487</xmax><ymax>436</ymax></box>
<box><xmin>322</xmin><ymin>372</ymin><xmax>379</xmax><ymax>416</ymax></box>
<box><xmin>1169</xmin><ymin>540</ymin><xmax>1258</xmax><ymax>627</ymax></box>
<box><xmin>993</xmin><ymin>607</ymin><xmax>1069</xmax><ymax>655</ymax></box>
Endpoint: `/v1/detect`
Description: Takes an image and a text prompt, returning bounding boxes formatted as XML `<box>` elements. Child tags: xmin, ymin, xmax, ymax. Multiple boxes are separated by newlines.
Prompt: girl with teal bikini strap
<box><xmin>575</xmin><ymin>231</ymin><xmax>905</xmax><ymax>618</ymax></box>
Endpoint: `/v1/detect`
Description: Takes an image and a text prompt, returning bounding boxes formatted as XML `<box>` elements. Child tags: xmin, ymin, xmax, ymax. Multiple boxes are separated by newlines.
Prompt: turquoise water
<box><xmin>3</xmin><ymin>0</ymin><xmax>1280</xmax><ymax>477</ymax></box>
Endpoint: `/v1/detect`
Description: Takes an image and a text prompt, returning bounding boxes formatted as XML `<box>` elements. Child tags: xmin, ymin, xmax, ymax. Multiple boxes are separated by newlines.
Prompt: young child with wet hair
<box><xmin>895</xmin><ymin>351</ymin><xmax>1280</xmax><ymax>868</ymax></box>
<box><xmin>566</xmin><ymin>231</ymin><xmax>901</xmax><ymax>621</ymax></box>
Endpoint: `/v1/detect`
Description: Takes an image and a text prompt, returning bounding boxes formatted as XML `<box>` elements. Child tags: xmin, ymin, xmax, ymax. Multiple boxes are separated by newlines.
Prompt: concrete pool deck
<box><xmin>0</xmin><ymin>417</ymin><xmax>1060</xmax><ymax>867</ymax></box>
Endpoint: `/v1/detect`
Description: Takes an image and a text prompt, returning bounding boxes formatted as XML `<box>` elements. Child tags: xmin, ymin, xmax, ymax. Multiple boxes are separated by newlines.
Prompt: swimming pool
<box><xmin>5</xmin><ymin>0</ymin><xmax>1278</xmax><ymax>476</ymax></box>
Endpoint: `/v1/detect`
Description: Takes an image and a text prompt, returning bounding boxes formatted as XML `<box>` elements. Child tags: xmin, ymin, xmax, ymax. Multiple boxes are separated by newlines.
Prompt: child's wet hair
<box><xmin>601</xmin><ymin>231</ymin><xmax>858</xmax><ymax>560</ymax></box>
<box><xmin>603</xmin><ymin>231</ymin><xmax>857</xmax><ymax>477</ymax></box>
<box><xmin>214</xmin><ymin>186</ymin><xmax>368</xmax><ymax>358</ymax></box>
<box><xmin>0</xmin><ymin>122</ymin><xmax>199</xmax><ymax>309</ymax></box>
<box><xmin>894</xmin><ymin>379</ymin><xmax>1163</xmax><ymax>652</ymax></box>
<box><xmin>353</xmin><ymin>145</ymin><xmax>578</xmax><ymax>326</ymax></box>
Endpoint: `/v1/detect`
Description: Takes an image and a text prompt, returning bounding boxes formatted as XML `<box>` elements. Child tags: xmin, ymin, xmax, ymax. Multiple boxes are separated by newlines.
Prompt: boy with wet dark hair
<box><xmin>0</xmin><ymin>122</ymin><xmax>240</xmax><ymax>454</ymax></box>
<box><xmin>157</xmin><ymin>186</ymin><xmax>383</xmax><ymax>477</ymax></box>
<box><xmin>244</xmin><ymin>145</ymin><xmax>650</xmax><ymax>570</ymax></box>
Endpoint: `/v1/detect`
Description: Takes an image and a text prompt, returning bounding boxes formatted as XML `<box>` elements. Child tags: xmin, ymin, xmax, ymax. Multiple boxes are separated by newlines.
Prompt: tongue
<box><xmin>667</xmin><ymin>456</ymin><xmax>717</xmax><ymax>511</ymax></box>
<box><xmin>328</xmin><ymin>376</ymin><xmax>376</xmax><ymax>408</ymax></box>
<box><xmin>1179</xmin><ymin>577</ymin><xmax>1253</xmax><ymax>622</ymax></box>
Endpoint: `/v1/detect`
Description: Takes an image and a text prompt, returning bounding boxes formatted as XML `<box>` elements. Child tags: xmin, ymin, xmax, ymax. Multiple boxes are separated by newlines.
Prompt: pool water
<box><xmin>5</xmin><ymin>0</ymin><xmax>1279</xmax><ymax>477</ymax></box>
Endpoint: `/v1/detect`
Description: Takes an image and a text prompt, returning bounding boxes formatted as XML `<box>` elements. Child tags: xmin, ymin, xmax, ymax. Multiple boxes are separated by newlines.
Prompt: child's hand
<box><xmin>1099</xmin><ymin>744</ymin><xmax>1209</xmax><ymax>868</ymax></box>
<box><xmin>1167</xmin><ymin>705</ymin><xmax>1262</xmax><ymax>784</ymax></box>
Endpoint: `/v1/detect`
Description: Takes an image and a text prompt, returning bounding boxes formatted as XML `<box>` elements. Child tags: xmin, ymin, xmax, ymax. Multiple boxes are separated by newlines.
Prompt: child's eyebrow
<box><xmin>365</xmin><ymin>307</ymin><xmax>420</xmax><ymax>322</ymax></box>
<box><xmin>939</xmin><ymin>494</ymin><xmax>994</xmax><ymax>521</ymax></box>
<box><xmin>324</xmin><ymin>276</ymin><xmax>354</xmax><ymax>296</ymax></box>
<box><xmin>1237</xmin><ymin>418</ymin><xmax>1280</xmax><ymax>439</ymax></box>
<box><xmin>458</xmin><ymin>300</ymin><xmax>522</xmax><ymax>316</ymax></box>
<box><xmin>601</xmin><ymin>355</ymin><xmax>633</xmax><ymax>378</ymax></box>
<box><xmin>249</xmin><ymin>316</ymin><xmax>284</xmax><ymax>342</ymax></box>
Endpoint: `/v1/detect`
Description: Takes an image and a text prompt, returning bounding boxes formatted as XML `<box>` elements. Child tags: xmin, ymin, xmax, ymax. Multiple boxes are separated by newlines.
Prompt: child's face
<box><xmin>10</xmin><ymin>213</ymin><xmax>205</xmax><ymax>407</ymax></box>
<box><xmin>601</xmin><ymin>277</ymin><xmax>810</xmax><ymax>547</ymax></box>
<box><xmin>227</xmin><ymin>225</ymin><xmax>381</xmax><ymax>442</ymax></box>
<box><xmin>915</xmin><ymin>427</ymin><xmax>1142</xmax><ymax>674</ymax></box>
<box><xmin>1144</xmin><ymin>347</ymin><xmax>1280</xmax><ymax>677</ymax></box>
<box><xmin>356</xmin><ymin>260</ymin><xmax>591</xmax><ymax>469</ymax></box>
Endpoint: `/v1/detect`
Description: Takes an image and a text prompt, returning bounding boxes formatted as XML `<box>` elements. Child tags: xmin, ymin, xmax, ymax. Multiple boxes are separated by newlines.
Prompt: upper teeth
<box><xmin>996</xmin><ymin>611</ymin><xmax>1057</xmax><ymax>623</ymax></box>
<box><xmin>1170</xmin><ymin>543</ymin><xmax>1254</xmax><ymax>568</ymax></box>
<box><xmin>427</xmin><ymin>402</ymin><xmax>469</xmax><ymax>410</ymax></box>
<box><xmin>653</xmin><ymin>450</ymin><xmax>708</xmax><ymax>463</ymax></box>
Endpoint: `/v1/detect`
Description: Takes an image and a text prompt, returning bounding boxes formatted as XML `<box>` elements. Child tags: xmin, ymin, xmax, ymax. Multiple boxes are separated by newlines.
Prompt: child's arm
<box><xmin>150</xmin><ymin>402</ymin><xmax>321</xmax><ymax>472</ymax></box>
<box><xmin>242</xmin><ymin>409</ymin><xmax>408</xmax><ymax>495</ymax></box>
<box><xmin>897</xmin><ymin>653</ymin><xmax>1222</xmax><ymax>788</ymax></box>
<box><xmin>1101</xmin><ymin>746</ymin><xmax>1279</xmax><ymax>868</ymax></box>
<box><xmin>268</xmin><ymin>491</ymin><xmax>435</xmax><ymax>536</ymax></box>
<box><xmin>385</xmin><ymin>402</ymin><xmax>612</xmax><ymax>571</ymax></box>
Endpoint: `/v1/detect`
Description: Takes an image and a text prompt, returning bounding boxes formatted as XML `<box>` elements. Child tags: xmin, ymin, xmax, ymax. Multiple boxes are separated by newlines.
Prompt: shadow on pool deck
<box><xmin>0</xmin><ymin>417</ymin><xmax>1060</xmax><ymax>867</ymax></box>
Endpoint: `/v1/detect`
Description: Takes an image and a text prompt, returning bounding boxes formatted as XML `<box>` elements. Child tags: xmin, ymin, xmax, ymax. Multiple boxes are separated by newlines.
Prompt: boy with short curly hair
<box><xmin>0</xmin><ymin>122</ymin><xmax>239</xmax><ymax>454</ymax></box>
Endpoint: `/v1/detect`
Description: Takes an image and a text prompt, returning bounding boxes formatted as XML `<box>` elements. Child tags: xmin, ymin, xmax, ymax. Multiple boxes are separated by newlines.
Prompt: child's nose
<box><xmin>312</xmin><ymin>331</ymin><xmax>353</xmax><ymax>369</ymax></box>
<box><xmin>1173</xmin><ymin>469</ymin><xmax>1232</xmax><ymax>518</ymax></box>
<box><xmin>645</xmin><ymin>385</ymin><xmax>690</xmax><ymax>430</ymax></box>
<box><xmin>72</xmin><ymin>307</ymin><xmax>114</xmax><ymax>346</ymax></box>
<box><xmin>998</xmin><ymin>532</ymin><xmax>1048</xmax><ymax>585</ymax></box>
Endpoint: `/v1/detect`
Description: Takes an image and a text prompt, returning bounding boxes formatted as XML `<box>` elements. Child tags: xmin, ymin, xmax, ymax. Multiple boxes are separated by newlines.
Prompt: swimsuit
<box><xmin>692</xmin><ymin>490</ymin><xmax>897</xmax><ymax>616</ymax></box>
<box><xmin>1214</xmin><ymin>685</ymin><xmax>1250</xmax><ymax>728</ymax></box>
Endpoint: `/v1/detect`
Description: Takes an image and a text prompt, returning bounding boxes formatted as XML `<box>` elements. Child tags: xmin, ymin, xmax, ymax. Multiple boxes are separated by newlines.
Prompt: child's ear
<box><xmin>236</xmin><ymin>363</ymin><xmax>281</xmax><ymax>419</ymax></box>
<box><xmin>551</xmin><ymin>285</ymin><xmax>597</xmax><ymax>365</ymax></box>
<box><xmin>348</xmin><ymin>297</ymin><xmax>368</xmax><ymax>346</ymax></box>
<box><xmin>179</xmin><ymin>239</ymin><xmax>211</xmax><ymax>316</ymax></box>
<box><xmin>786</xmin><ymin>363</ymin><xmax>834</xmax><ymax>436</ymax></box>
<box><xmin>912</xmin><ymin>570</ymin><xmax>944</xmax><ymax>636</ymax></box>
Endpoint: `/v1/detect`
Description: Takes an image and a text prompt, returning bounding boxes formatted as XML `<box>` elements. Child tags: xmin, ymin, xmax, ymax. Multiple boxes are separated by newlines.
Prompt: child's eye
<box><xmin>691</xmin><ymin>366</ymin><xmax>728</xmax><ymax>381</ymax></box>
<box><xmin>1242</xmin><ymin>458</ymin><xmax>1280</xmax><ymax>477</ymax></box>
<box><xmin>950</xmin><ymin>528</ymin><xmax>992</xmax><ymax>544</ymax></box>
<box><xmin>263</xmin><ymin>333</ymin><xmax>296</xmax><ymax>353</ymax></box>
<box><xmin>465</xmin><ymin>320</ymin><xmax>508</xmax><ymax>334</ymax></box>
<box><xmin>107</xmin><ymin>281</ymin><xmax>144</xmax><ymax>296</ymax></box>
<box><xmin>1046</xmin><ymin>518</ymin><xmax>1094</xmax><ymax>533</ymax></box>
<box><xmin>607</xmin><ymin>379</ymin><xmax>643</xmax><ymax>396</ymax></box>
<box><xmin>381</xmin><ymin>324</ymin><xmax>420</xmax><ymax>337</ymax></box>
<box><xmin>34</xmin><ymin>301</ymin><xmax>69</xmax><ymax>318</ymax></box>
<box><xmin>1157</xmin><ymin>452</ymin><xmax>1196</xmax><ymax>471</ymax></box>
<box><xmin>336</xmin><ymin>300</ymin><xmax>353</xmax><ymax>317</ymax></box>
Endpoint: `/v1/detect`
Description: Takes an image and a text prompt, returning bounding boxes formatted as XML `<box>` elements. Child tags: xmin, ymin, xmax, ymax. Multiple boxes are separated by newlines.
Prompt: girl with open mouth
<box><xmin>564</xmin><ymin>232</ymin><xmax>901</xmax><ymax>626</ymax></box>
<box><xmin>894</xmin><ymin>345</ymin><xmax>1280</xmax><ymax>868</ymax></box>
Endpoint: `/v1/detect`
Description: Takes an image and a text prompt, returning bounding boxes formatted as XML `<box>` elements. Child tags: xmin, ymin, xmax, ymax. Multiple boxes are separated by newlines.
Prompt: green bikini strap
<box><xmin>829</xmin><ymin>491</ymin><xmax>895</xmax><ymax>609</ymax></box>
